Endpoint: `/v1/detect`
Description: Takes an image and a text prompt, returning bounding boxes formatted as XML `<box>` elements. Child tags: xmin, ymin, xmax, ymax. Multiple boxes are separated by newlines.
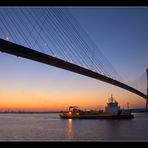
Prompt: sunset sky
<box><xmin>0</xmin><ymin>7</ymin><xmax>148</xmax><ymax>111</ymax></box>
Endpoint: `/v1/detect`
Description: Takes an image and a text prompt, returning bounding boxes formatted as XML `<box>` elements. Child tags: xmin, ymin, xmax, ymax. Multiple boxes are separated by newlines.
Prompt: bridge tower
<box><xmin>146</xmin><ymin>69</ymin><xmax>148</xmax><ymax>110</ymax></box>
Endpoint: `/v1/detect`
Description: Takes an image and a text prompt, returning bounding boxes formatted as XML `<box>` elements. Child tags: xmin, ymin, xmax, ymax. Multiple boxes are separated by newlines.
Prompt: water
<box><xmin>0</xmin><ymin>113</ymin><xmax>148</xmax><ymax>141</ymax></box>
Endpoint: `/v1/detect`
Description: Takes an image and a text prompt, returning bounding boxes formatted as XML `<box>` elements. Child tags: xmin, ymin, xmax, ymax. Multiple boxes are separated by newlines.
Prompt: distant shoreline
<box><xmin>0</xmin><ymin>109</ymin><xmax>148</xmax><ymax>114</ymax></box>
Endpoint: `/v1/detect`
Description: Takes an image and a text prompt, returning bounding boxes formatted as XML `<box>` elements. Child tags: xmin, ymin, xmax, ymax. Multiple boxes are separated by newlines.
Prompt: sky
<box><xmin>0</xmin><ymin>7</ymin><xmax>148</xmax><ymax>111</ymax></box>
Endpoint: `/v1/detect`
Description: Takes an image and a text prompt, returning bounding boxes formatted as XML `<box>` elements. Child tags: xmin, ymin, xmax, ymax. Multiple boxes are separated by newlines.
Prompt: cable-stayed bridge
<box><xmin>0</xmin><ymin>8</ymin><xmax>147</xmax><ymax>108</ymax></box>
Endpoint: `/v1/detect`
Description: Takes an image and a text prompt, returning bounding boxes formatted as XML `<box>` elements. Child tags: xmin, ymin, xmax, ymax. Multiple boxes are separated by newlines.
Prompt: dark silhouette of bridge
<box><xmin>0</xmin><ymin>39</ymin><xmax>147</xmax><ymax>108</ymax></box>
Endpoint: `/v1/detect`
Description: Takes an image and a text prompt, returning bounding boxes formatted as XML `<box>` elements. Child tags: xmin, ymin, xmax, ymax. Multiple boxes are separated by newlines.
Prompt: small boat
<box><xmin>59</xmin><ymin>95</ymin><xmax>134</xmax><ymax>120</ymax></box>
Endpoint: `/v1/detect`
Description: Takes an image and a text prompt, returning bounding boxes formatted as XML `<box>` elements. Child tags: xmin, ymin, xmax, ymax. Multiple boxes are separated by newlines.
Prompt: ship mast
<box><xmin>111</xmin><ymin>94</ymin><xmax>113</xmax><ymax>102</ymax></box>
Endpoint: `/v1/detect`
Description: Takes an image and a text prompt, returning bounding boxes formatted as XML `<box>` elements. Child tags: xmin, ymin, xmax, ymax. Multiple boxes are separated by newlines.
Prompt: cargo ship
<box><xmin>59</xmin><ymin>95</ymin><xmax>134</xmax><ymax>119</ymax></box>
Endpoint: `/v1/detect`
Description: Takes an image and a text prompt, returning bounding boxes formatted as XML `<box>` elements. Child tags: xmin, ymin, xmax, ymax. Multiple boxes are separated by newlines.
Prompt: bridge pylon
<box><xmin>146</xmin><ymin>69</ymin><xmax>148</xmax><ymax>110</ymax></box>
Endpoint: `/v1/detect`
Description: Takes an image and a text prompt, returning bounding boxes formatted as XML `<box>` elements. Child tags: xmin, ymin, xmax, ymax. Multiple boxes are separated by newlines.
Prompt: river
<box><xmin>0</xmin><ymin>113</ymin><xmax>148</xmax><ymax>141</ymax></box>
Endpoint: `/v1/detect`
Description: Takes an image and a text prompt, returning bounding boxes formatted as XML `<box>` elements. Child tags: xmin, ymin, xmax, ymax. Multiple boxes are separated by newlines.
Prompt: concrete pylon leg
<box><xmin>146</xmin><ymin>69</ymin><xmax>148</xmax><ymax>110</ymax></box>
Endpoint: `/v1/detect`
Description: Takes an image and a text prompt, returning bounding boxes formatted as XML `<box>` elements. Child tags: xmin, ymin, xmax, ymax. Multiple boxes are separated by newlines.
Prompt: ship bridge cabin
<box><xmin>105</xmin><ymin>94</ymin><xmax>120</xmax><ymax>112</ymax></box>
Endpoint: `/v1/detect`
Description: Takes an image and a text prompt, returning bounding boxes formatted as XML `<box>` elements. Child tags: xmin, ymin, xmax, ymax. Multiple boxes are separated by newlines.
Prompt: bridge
<box><xmin>0</xmin><ymin>8</ymin><xmax>147</xmax><ymax>109</ymax></box>
<box><xmin>0</xmin><ymin>39</ymin><xmax>147</xmax><ymax>104</ymax></box>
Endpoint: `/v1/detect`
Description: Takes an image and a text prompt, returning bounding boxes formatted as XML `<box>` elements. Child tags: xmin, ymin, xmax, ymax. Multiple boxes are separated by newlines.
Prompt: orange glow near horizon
<box><xmin>0</xmin><ymin>82</ymin><xmax>146</xmax><ymax>112</ymax></box>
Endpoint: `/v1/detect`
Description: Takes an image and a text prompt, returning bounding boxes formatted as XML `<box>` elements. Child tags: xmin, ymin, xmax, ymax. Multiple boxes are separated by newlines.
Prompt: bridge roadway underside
<box><xmin>0</xmin><ymin>39</ymin><xmax>147</xmax><ymax>99</ymax></box>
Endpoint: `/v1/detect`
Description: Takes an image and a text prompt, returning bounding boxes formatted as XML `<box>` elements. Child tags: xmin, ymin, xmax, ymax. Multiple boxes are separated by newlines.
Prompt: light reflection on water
<box><xmin>0</xmin><ymin>113</ymin><xmax>148</xmax><ymax>141</ymax></box>
<box><xmin>67</xmin><ymin>119</ymin><xmax>73</xmax><ymax>140</ymax></box>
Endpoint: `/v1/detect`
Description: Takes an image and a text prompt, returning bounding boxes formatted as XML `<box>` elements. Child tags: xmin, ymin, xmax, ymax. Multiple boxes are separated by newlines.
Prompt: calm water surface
<box><xmin>0</xmin><ymin>113</ymin><xmax>148</xmax><ymax>141</ymax></box>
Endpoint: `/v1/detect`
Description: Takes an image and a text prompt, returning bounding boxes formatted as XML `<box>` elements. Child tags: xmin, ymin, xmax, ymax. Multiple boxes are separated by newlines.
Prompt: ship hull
<box><xmin>60</xmin><ymin>114</ymin><xmax>134</xmax><ymax>120</ymax></box>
